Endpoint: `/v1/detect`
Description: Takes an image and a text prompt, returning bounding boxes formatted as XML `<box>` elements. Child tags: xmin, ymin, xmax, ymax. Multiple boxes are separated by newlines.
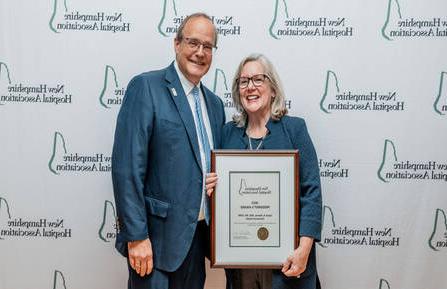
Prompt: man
<box><xmin>112</xmin><ymin>13</ymin><xmax>225</xmax><ymax>289</ymax></box>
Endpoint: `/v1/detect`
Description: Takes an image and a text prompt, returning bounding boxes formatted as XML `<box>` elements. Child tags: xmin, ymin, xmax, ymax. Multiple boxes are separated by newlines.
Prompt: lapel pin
<box><xmin>171</xmin><ymin>87</ymin><xmax>177</xmax><ymax>97</ymax></box>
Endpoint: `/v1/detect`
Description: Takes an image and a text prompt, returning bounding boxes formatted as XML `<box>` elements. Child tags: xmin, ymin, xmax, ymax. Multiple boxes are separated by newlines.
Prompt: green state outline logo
<box><xmin>0</xmin><ymin>62</ymin><xmax>12</xmax><ymax>106</ymax></box>
<box><xmin>433</xmin><ymin>71</ymin><xmax>447</xmax><ymax>115</ymax></box>
<box><xmin>0</xmin><ymin>197</ymin><xmax>12</xmax><ymax>240</ymax></box>
<box><xmin>377</xmin><ymin>139</ymin><xmax>397</xmax><ymax>183</ymax></box>
<box><xmin>158</xmin><ymin>0</ymin><xmax>178</xmax><ymax>37</ymax></box>
<box><xmin>0</xmin><ymin>62</ymin><xmax>12</xmax><ymax>84</ymax></box>
<box><xmin>381</xmin><ymin>0</ymin><xmax>402</xmax><ymax>41</ymax></box>
<box><xmin>49</xmin><ymin>0</ymin><xmax>68</xmax><ymax>33</ymax></box>
<box><xmin>99</xmin><ymin>65</ymin><xmax>119</xmax><ymax>109</ymax></box>
<box><xmin>379</xmin><ymin>278</ymin><xmax>391</xmax><ymax>289</ymax></box>
<box><xmin>98</xmin><ymin>200</ymin><xmax>117</xmax><ymax>242</ymax></box>
<box><xmin>428</xmin><ymin>208</ymin><xmax>447</xmax><ymax>251</ymax></box>
<box><xmin>320</xmin><ymin>70</ymin><xmax>340</xmax><ymax>114</ymax></box>
<box><xmin>318</xmin><ymin>205</ymin><xmax>336</xmax><ymax>248</ymax></box>
<box><xmin>48</xmin><ymin>131</ymin><xmax>68</xmax><ymax>175</ymax></box>
<box><xmin>53</xmin><ymin>270</ymin><xmax>67</xmax><ymax>289</ymax></box>
<box><xmin>212</xmin><ymin>68</ymin><xmax>229</xmax><ymax>94</ymax></box>
<box><xmin>269</xmin><ymin>0</ymin><xmax>290</xmax><ymax>40</ymax></box>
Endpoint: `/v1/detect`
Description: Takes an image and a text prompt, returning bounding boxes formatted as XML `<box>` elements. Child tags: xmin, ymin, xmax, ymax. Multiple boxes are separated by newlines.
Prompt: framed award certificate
<box><xmin>210</xmin><ymin>150</ymin><xmax>299</xmax><ymax>268</ymax></box>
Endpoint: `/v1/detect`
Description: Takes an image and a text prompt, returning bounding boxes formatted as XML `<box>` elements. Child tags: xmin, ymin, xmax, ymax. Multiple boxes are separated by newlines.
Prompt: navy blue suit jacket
<box><xmin>112</xmin><ymin>63</ymin><xmax>225</xmax><ymax>272</ymax></box>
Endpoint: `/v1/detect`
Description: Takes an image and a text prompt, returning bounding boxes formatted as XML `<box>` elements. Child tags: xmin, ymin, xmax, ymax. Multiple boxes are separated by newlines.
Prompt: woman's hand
<box><xmin>205</xmin><ymin>173</ymin><xmax>218</xmax><ymax>196</ymax></box>
<box><xmin>281</xmin><ymin>236</ymin><xmax>314</xmax><ymax>278</ymax></box>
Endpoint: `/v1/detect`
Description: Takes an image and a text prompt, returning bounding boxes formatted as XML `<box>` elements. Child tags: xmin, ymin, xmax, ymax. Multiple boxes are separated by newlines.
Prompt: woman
<box><xmin>206</xmin><ymin>54</ymin><xmax>322</xmax><ymax>289</ymax></box>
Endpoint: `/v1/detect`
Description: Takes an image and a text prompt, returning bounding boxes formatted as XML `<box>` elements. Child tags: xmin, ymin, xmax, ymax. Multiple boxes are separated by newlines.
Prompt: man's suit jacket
<box><xmin>112</xmin><ymin>62</ymin><xmax>225</xmax><ymax>272</ymax></box>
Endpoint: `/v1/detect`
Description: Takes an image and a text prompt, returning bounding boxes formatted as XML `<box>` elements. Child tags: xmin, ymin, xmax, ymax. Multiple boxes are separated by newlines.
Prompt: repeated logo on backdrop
<box><xmin>381</xmin><ymin>0</ymin><xmax>447</xmax><ymax>40</ymax></box>
<box><xmin>377</xmin><ymin>139</ymin><xmax>447</xmax><ymax>182</ymax></box>
<box><xmin>48</xmin><ymin>131</ymin><xmax>111</xmax><ymax>175</ymax></box>
<box><xmin>428</xmin><ymin>208</ymin><xmax>447</xmax><ymax>251</ymax></box>
<box><xmin>53</xmin><ymin>270</ymin><xmax>67</xmax><ymax>289</ymax></box>
<box><xmin>318</xmin><ymin>205</ymin><xmax>336</xmax><ymax>248</ymax></box>
<box><xmin>99</xmin><ymin>65</ymin><xmax>126</xmax><ymax>109</ymax></box>
<box><xmin>0</xmin><ymin>196</ymin><xmax>73</xmax><ymax>240</ymax></box>
<box><xmin>0</xmin><ymin>197</ymin><xmax>12</xmax><ymax>240</ymax></box>
<box><xmin>98</xmin><ymin>200</ymin><xmax>118</xmax><ymax>242</ymax></box>
<box><xmin>212</xmin><ymin>68</ymin><xmax>233</xmax><ymax>108</ymax></box>
<box><xmin>0</xmin><ymin>62</ymin><xmax>12</xmax><ymax>105</ymax></box>
<box><xmin>0</xmin><ymin>61</ymin><xmax>73</xmax><ymax>106</ymax></box>
<box><xmin>269</xmin><ymin>0</ymin><xmax>354</xmax><ymax>39</ymax></box>
<box><xmin>49</xmin><ymin>0</ymin><xmax>131</xmax><ymax>33</ymax></box>
<box><xmin>319</xmin><ymin>70</ymin><xmax>404</xmax><ymax>114</ymax></box>
<box><xmin>433</xmin><ymin>71</ymin><xmax>447</xmax><ymax>115</ymax></box>
<box><xmin>157</xmin><ymin>0</ymin><xmax>242</xmax><ymax>37</ymax></box>
<box><xmin>379</xmin><ymin>279</ymin><xmax>391</xmax><ymax>289</ymax></box>
<box><xmin>319</xmin><ymin>205</ymin><xmax>401</xmax><ymax>248</ymax></box>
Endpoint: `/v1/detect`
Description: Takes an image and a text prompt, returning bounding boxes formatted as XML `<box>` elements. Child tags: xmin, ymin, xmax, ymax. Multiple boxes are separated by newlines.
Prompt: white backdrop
<box><xmin>0</xmin><ymin>0</ymin><xmax>446</xmax><ymax>289</ymax></box>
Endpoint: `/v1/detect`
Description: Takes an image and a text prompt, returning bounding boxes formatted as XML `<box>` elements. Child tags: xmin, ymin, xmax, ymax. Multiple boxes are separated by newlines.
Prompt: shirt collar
<box><xmin>174</xmin><ymin>60</ymin><xmax>199</xmax><ymax>96</ymax></box>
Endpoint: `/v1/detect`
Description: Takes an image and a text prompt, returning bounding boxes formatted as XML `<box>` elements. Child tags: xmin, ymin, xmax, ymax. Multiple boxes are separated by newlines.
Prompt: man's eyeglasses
<box><xmin>237</xmin><ymin>74</ymin><xmax>270</xmax><ymax>89</ymax></box>
<box><xmin>183</xmin><ymin>37</ymin><xmax>216</xmax><ymax>54</ymax></box>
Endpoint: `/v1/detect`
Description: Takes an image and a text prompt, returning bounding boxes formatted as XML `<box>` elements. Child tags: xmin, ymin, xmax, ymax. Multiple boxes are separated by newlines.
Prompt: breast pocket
<box><xmin>157</xmin><ymin>118</ymin><xmax>185</xmax><ymax>142</ymax></box>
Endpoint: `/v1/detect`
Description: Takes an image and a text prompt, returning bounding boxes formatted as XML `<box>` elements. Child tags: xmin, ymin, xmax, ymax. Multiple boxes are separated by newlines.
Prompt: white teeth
<box><xmin>190</xmin><ymin>60</ymin><xmax>203</xmax><ymax>65</ymax></box>
<box><xmin>247</xmin><ymin>95</ymin><xmax>259</xmax><ymax>100</ymax></box>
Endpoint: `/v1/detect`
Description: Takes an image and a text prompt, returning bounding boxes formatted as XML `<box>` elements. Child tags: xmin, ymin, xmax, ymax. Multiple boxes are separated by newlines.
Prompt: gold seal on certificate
<box><xmin>257</xmin><ymin>227</ymin><xmax>269</xmax><ymax>241</ymax></box>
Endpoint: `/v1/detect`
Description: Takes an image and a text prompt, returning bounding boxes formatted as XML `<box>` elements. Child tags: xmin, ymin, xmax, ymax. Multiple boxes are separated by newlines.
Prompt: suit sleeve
<box><xmin>291</xmin><ymin>119</ymin><xmax>322</xmax><ymax>242</ymax></box>
<box><xmin>112</xmin><ymin>74</ymin><xmax>154</xmax><ymax>243</ymax></box>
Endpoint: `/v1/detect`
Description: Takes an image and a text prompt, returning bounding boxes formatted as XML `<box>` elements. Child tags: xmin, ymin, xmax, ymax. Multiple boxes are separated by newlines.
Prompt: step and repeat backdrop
<box><xmin>0</xmin><ymin>0</ymin><xmax>446</xmax><ymax>288</ymax></box>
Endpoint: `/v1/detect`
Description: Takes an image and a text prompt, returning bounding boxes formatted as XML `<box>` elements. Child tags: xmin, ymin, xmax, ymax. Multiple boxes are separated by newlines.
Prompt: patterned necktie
<box><xmin>192</xmin><ymin>86</ymin><xmax>211</xmax><ymax>223</ymax></box>
<box><xmin>192</xmin><ymin>86</ymin><xmax>211</xmax><ymax>173</ymax></box>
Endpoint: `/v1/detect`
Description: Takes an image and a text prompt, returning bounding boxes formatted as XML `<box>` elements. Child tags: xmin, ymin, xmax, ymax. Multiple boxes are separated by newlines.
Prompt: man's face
<box><xmin>174</xmin><ymin>17</ymin><xmax>215</xmax><ymax>85</ymax></box>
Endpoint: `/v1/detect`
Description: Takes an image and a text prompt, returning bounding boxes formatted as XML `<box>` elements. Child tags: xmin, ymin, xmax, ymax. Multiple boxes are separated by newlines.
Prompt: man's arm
<box><xmin>112</xmin><ymin>74</ymin><xmax>155</xmax><ymax>276</ymax></box>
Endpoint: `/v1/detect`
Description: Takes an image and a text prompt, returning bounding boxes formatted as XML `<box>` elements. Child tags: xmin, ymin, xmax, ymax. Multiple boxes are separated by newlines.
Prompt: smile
<box><xmin>189</xmin><ymin>59</ymin><xmax>205</xmax><ymax>66</ymax></box>
<box><xmin>246</xmin><ymin>95</ymin><xmax>260</xmax><ymax>101</ymax></box>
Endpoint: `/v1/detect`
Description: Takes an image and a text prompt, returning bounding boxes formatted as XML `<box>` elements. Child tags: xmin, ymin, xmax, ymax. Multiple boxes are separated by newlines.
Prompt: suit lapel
<box><xmin>165</xmin><ymin>63</ymin><xmax>203</xmax><ymax>171</ymax></box>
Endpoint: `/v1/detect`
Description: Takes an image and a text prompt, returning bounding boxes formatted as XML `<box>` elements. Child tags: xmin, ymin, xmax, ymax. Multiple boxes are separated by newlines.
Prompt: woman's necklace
<box><xmin>248</xmin><ymin>135</ymin><xmax>264</xmax><ymax>150</ymax></box>
<box><xmin>247</xmin><ymin>127</ymin><xmax>268</xmax><ymax>151</ymax></box>
<box><xmin>246</xmin><ymin>125</ymin><xmax>268</xmax><ymax>150</ymax></box>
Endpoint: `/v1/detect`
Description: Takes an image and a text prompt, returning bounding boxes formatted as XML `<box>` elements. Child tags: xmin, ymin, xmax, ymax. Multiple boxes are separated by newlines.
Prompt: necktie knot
<box><xmin>192</xmin><ymin>86</ymin><xmax>200</xmax><ymax>99</ymax></box>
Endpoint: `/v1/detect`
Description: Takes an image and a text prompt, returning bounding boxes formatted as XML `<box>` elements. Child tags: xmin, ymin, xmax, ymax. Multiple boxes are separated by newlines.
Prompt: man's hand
<box><xmin>128</xmin><ymin>238</ymin><xmax>153</xmax><ymax>277</ymax></box>
<box><xmin>281</xmin><ymin>236</ymin><xmax>313</xmax><ymax>278</ymax></box>
<box><xmin>205</xmin><ymin>173</ymin><xmax>218</xmax><ymax>196</ymax></box>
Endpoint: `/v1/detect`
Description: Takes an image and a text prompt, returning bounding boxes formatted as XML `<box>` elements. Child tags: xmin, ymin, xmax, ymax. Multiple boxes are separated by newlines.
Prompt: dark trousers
<box><xmin>128</xmin><ymin>221</ymin><xmax>209</xmax><ymax>289</ymax></box>
<box><xmin>226</xmin><ymin>269</ymin><xmax>321</xmax><ymax>289</ymax></box>
<box><xmin>226</xmin><ymin>244</ymin><xmax>321</xmax><ymax>289</ymax></box>
<box><xmin>227</xmin><ymin>269</ymin><xmax>273</xmax><ymax>289</ymax></box>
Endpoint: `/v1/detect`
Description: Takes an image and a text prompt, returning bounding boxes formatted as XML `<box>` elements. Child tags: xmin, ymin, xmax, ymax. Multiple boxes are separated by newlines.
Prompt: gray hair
<box><xmin>175</xmin><ymin>12</ymin><xmax>218</xmax><ymax>47</ymax></box>
<box><xmin>231</xmin><ymin>54</ymin><xmax>288</xmax><ymax>127</ymax></box>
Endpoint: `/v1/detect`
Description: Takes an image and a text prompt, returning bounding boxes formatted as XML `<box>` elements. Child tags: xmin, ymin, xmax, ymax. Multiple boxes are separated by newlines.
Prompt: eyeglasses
<box><xmin>183</xmin><ymin>37</ymin><xmax>217</xmax><ymax>54</ymax></box>
<box><xmin>237</xmin><ymin>74</ymin><xmax>270</xmax><ymax>89</ymax></box>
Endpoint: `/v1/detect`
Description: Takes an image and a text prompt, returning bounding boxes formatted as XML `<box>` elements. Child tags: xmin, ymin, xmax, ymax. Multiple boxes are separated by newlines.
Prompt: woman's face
<box><xmin>239</xmin><ymin>61</ymin><xmax>274</xmax><ymax>119</ymax></box>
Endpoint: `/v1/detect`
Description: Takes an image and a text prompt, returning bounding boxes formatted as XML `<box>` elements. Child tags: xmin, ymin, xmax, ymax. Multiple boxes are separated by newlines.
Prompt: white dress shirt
<box><xmin>174</xmin><ymin>61</ymin><xmax>214</xmax><ymax>221</ymax></box>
